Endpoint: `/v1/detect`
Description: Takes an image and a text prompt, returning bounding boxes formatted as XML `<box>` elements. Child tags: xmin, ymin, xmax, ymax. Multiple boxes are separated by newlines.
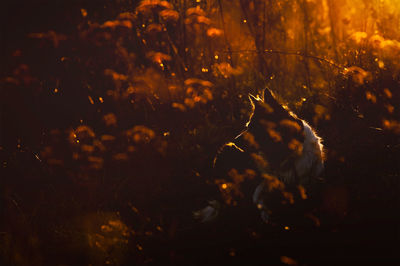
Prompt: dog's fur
<box><xmin>195</xmin><ymin>88</ymin><xmax>324</xmax><ymax>223</ymax></box>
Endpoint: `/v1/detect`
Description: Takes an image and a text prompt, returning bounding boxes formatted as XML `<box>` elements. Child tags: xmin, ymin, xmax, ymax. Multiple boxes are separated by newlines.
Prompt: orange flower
<box><xmin>186</xmin><ymin>6</ymin><xmax>206</xmax><ymax>17</ymax></box>
<box><xmin>146</xmin><ymin>51</ymin><xmax>171</xmax><ymax>64</ymax></box>
<box><xmin>137</xmin><ymin>0</ymin><xmax>172</xmax><ymax>14</ymax></box>
<box><xmin>159</xmin><ymin>9</ymin><xmax>179</xmax><ymax>22</ymax></box>
<box><xmin>101</xmin><ymin>20</ymin><xmax>132</xmax><ymax>29</ymax></box>
<box><xmin>184</xmin><ymin>78</ymin><xmax>213</xmax><ymax>87</ymax></box>
<box><xmin>207</xmin><ymin>27</ymin><xmax>223</xmax><ymax>37</ymax></box>
<box><xmin>146</xmin><ymin>23</ymin><xmax>163</xmax><ymax>34</ymax></box>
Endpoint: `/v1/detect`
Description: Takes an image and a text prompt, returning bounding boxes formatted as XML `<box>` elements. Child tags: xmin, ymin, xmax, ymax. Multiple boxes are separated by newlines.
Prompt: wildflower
<box><xmin>159</xmin><ymin>9</ymin><xmax>179</xmax><ymax>22</ymax></box>
<box><xmin>206</xmin><ymin>27</ymin><xmax>223</xmax><ymax>37</ymax></box>
<box><xmin>146</xmin><ymin>51</ymin><xmax>171</xmax><ymax>64</ymax></box>
<box><xmin>101</xmin><ymin>20</ymin><xmax>132</xmax><ymax>29</ymax></box>
<box><xmin>136</xmin><ymin>0</ymin><xmax>172</xmax><ymax>14</ymax></box>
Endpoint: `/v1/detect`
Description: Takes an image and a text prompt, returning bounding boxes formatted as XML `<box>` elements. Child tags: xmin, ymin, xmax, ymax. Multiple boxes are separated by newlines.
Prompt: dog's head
<box><xmin>245</xmin><ymin>88</ymin><xmax>305</xmax><ymax>170</ymax></box>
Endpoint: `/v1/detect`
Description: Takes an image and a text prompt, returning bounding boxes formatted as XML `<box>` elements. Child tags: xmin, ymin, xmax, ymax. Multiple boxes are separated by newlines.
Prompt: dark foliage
<box><xmin>1</xmin><ymin>0</ymin><xmax>399</xmax><ymax>265</ymax></box>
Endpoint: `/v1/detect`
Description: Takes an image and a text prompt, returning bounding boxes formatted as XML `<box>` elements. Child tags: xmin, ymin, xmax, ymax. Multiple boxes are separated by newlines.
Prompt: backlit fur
<box><xmin>195</xmin><ymin>88</ymin><xmax>325</xmax><ymax>223</ymax></box>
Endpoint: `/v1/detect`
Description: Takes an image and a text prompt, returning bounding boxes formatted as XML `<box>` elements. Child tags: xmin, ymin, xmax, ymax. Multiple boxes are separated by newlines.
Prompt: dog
<box><xmin>195</xmin><ymin>88</ymin><xmax>325</xmax><ymax>223</ymax></box>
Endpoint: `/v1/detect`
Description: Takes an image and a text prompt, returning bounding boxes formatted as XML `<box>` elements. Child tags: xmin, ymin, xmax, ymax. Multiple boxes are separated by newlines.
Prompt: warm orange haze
<box><xmin>1</xmin><ymin>0</ymin><xmax>399</xmax><ymax>265</ymax></box>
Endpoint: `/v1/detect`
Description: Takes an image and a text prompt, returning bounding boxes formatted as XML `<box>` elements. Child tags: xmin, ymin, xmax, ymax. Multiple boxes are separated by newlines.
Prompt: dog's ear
<box><xmin>262</xmin><ymin>88</ymin><xmax>275</xmax><ymax>103</ymax></box>
<box><xmin>249</xmin><ymin>93</ymin><xmax>259</xmax><ymax>102</ymax></box>
<box><xmin>249</xmin><ymin>93</ymin><xmax>274</xmax><ymax>117</ymax></box>
<box><xmin>262</xmin><ymin>88</ymin><xmax>286</xmax><ymax>113</ymax></box>
<box><xmin>249</xmin><ymin>94</ymin><xmax>261</xmax><ymax>106</ymax></box>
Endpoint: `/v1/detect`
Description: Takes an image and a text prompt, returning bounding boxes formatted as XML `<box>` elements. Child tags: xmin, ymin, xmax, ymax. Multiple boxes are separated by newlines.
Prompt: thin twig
<box><xmin>262</xmin><ymin>1</ymin><xmax>266</xmax><ymax>52</ymax></box>
<box><xmin>300</xmin><ymin>0</ymin><xmax>312</xmax><ymax>92</ymax></box>
<box><xmin>327</xmin><ymin>0</ymin><xmax>339</xmax><ymax>62</ymax></box>
<box><xmin>223</xmin><ymin>49</ymin><xmax>345</xmax><ymax>70</ymax></box>
<box><xmin>217</xmin><ymin>0</ymin><xmax>234</xmax><ymax>67</ymax></box>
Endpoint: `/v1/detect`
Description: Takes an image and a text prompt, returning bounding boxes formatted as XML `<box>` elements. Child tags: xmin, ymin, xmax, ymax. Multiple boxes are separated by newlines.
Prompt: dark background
<box><xmin>1</xmin><ymin>0</ymin><xmax>399</xmax><ymax>265</ymax></box>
